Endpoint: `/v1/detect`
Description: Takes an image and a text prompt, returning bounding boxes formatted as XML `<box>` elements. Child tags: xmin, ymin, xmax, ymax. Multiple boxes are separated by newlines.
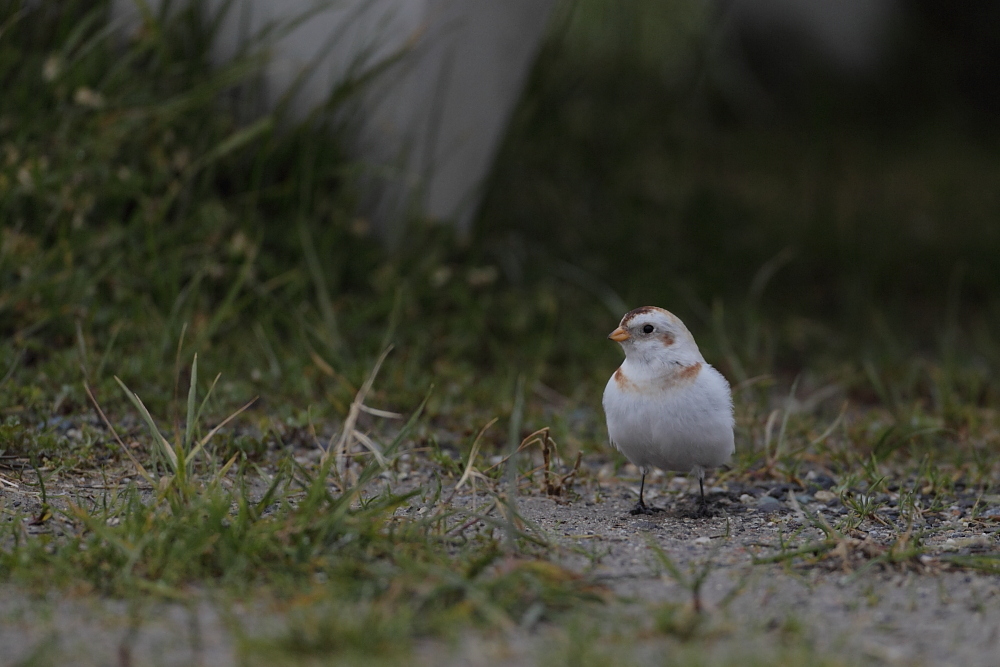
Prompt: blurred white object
<box><xmin>113</xmin><ymin>0</ymin><xmax>556</xmax><ymax>234</ymax></box>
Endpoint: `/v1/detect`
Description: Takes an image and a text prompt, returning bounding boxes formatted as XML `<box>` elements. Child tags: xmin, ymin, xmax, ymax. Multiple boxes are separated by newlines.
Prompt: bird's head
<box><xmin>608</xmin><ymin>306</ymin><xmax>703</xmax><ymax>367</ymax></box>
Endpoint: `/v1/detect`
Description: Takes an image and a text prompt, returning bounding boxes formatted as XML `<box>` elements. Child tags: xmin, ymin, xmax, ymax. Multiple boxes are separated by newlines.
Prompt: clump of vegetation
<box><xmin>1</xmin><ymin>352</ymin><xmax>603</xmax><ymax>661</ymax></box>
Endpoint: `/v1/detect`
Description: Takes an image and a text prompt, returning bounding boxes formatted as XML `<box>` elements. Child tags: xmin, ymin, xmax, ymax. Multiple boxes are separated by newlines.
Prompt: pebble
<box><xmin>814</xmin><ymin>490</ymin><xmax>837</xmax><ymax>502</ymax></box>
<box><xmin>806</xmin><ymin>472</ymin><xmax>836</xmax><ymax>489</ymax></box>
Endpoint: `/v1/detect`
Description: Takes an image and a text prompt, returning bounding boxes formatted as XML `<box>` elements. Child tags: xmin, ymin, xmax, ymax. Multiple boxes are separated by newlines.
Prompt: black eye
<box><xmin>642</xmin><ymin>324</ymin><xmax>654</xmax><ymax>334</ymax></box>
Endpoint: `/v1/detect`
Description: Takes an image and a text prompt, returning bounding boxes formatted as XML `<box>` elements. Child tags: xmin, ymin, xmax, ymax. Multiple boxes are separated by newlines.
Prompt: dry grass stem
<box><xmin>325</xmin><ymin>345</ymin><xmax>395</xmax><ymax>481</ymax></box>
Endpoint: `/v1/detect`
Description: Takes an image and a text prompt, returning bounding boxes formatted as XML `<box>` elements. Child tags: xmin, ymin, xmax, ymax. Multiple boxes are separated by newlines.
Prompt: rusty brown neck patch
<box><xmin>613</xmin><ymin>367</ymin><xmax>636</xmax><ymax>391</ymax></box>
<box><xmin>675</xmin><ymin>361</ymin><xmax>702</xmax><ymax>383</ymax></box>
<box><xmin>614</xmin><ymin>362</ymin><xmax>702</xmax><ymax>393</ymax></box>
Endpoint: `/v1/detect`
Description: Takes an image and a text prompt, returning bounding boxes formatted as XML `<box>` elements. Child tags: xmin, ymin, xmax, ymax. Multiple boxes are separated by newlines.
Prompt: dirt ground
<box><xmin>2</xmin><ymin>456</ymin><xmax>1000</xmax><ymax>667</ymax></box>
<box><xmin>515</xmin><ymin>480</ymin><xmax>1000</xmax><ymax>667</ymax></box>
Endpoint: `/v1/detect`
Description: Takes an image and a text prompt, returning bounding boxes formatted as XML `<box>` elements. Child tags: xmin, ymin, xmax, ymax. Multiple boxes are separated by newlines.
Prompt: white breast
<box><xmin>602</xmin><ymin>362</ymin><xmax>734</xmax><ymax>474</ymax></box>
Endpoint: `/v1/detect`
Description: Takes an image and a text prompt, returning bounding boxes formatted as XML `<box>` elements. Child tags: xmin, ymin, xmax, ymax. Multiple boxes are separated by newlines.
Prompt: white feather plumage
<box><xmin>602</xmin><ymin>306</ymin><xmax>734</xmax><ymax>512</ymax></box>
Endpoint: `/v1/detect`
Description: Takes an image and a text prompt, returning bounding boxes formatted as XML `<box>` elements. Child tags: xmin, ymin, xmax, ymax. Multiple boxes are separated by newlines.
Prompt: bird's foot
<box><xmin>694</xmin><ymin>499</ymin><xmax>713</xmax><ymax>518</ymax></box>
<box><xmin>629</xmin><ymin>500</ymin><xmax>663</xmax><ymax>516</ymax></box>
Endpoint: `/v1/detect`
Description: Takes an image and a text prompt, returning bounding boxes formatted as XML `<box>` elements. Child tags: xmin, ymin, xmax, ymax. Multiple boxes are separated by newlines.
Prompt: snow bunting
<box><xmin>602</xmin><ymin>306</ymin><xmax>734</xmax><ymax>515</ymax></box>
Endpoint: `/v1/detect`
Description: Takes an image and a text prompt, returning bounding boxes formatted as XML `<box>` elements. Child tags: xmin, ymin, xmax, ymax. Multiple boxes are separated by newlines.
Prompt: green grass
<box><xmin>2</xmin><ymin>0</ymin><xmax>1000</xmax><ymax>664</ymax></box>
<box><xmin>1</xmin><ymin>353</ymin><xmax>602</xmax><ymax>662</ymax></box>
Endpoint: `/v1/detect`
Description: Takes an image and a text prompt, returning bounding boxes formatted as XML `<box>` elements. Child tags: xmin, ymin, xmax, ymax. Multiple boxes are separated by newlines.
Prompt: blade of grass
<box><xmin>456</xmin><ymin>418</ymin><xmax>499</xmax><ymax>490</ymax></box>
<box><xmin>115</xmin><ymin>376</ymin><xmax>179</xmax><ymax>471</ymax></box>
<box><xmin>184</xmin><ymin>354</ymin><xmax>198</xmax><ymax>452</ymax></box>
<box><xmin>299</xmin><ymin>220</ymin><xmax>341</xmax><ymax>354</ymax></box>
<box><xmin>83</xmin><ymin>381</ymin><xmax>154</xmax><ymax>484</ymax></box>
<box><xmin>185</xmin><ymin>397</ymin><xmax>258</xmax><ymax>466</ymax></box>
<box><xmin>327</xmin><ymin>345</ymin><xmax>394</xmax><ymax>475</ymax></box>
<box><xmin>194</xmin><ymin>372</ymin><xmax>223</xmax><ymax>432</ymax></box>
<box><xmin>348</xmin><ymin>429</ymin><xmax>388</xmax><ymax>469</ymax></box>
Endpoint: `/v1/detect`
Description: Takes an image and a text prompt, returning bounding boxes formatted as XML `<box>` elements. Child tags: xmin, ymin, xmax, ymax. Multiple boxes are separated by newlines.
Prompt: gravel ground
<box><xmin>510</xmin><ymin>476</ymin><xmax>1000</xmax><ymax>667</ymax></box>
<box><xmin>2</xmin><ymin>454</ymin><xmax>1000</xmax><ymax>666</ymax></box>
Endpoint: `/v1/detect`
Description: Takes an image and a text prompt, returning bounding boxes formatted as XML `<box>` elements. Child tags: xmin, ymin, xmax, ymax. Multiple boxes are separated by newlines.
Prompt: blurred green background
<box><xmin>2</xmin><ymin>0</ymin><xmax>999</xmax><ymax>458</ymax></box>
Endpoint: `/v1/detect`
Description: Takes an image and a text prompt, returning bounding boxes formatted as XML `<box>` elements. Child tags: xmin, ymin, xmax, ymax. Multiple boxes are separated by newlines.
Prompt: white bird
<box><xmin>602</xmin><ymin>306</ymin><xmax>735</xmax><ymax>515</ymax></box>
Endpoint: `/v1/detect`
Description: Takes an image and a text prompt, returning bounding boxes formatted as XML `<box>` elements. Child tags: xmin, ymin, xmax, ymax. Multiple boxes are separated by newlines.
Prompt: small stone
<box><xmin>807</xmin><ymin>473</ymin><xmax>836</xmax><ymax>489</ymax></box>
<box><xmin>814</xmin><ymin>490</ymin><xmax>837</xmax><ymax>502</ymax></box>
<box><xmin>757</xmin><ymin>495</ymin><xmax>781</xmax><ymax>508</ymax></box>
<box><xmin>739</xmin><ymin>494</ymin><xmax>754</xmax><ymax>504</ymax></box>
<box><xmin>768</xmin><ymin>484</ymin><xmax>799</xmax><ymax>498</ymax></box>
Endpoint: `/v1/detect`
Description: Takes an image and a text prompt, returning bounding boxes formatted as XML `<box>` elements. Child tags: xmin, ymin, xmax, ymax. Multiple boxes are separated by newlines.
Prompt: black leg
<box><xmin>630</xmin><ymin>472</ymin><xmax>662</xmax><ymax>515</ymax></box>
<box><xmin>697</xmin><ymin>474</ymin><xmax>710</xmax><ymax>517</ymax></box>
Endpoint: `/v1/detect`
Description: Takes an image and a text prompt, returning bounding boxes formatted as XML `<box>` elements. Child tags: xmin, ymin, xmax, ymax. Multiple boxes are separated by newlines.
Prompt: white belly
<box><xmin>602</xmin><ymin>364</ymin><xmax>734</xmax><ymax>473</ymax></box>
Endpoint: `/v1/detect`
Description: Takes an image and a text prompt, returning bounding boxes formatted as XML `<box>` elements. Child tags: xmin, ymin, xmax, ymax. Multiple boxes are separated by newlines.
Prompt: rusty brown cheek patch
<box><xmin>660</xmin><ymin>333</ymin><xmax>674</xmax><ymax>346</ymax></box>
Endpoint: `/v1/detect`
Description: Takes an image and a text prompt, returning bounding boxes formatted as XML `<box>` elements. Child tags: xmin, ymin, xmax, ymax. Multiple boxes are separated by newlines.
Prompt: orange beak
<box><xmin>608</xmin><ymin>327</ymin><xmax>630</xmax><ymax>342</ymax></box>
